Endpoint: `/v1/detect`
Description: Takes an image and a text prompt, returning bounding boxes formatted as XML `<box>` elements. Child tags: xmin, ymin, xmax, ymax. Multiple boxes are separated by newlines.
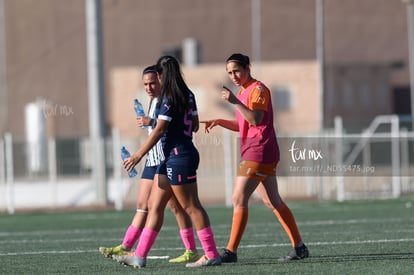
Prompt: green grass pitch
<box><xmin>1</xmin><ymin>198</ymin><xmax>413</xmax><ymax>274</ymax></box>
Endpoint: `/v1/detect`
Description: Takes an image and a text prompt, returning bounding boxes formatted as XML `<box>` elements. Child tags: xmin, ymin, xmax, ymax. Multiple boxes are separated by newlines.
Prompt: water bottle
<box><xmin>120</xmin><ymin>146</ymin><xmax>138</xmax><ymax>178</ymax></box>
<box><xmin>134</xmin><ymin>99</ymin><xmax>147</xmax><ymax>129</ymax></box>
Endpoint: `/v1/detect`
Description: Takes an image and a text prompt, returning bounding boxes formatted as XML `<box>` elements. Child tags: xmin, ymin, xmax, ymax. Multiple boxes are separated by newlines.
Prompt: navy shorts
<box><xmin>156</xmin><ymin>147</ymin><xmax>200</xmax><ymax>185</ymax></box>
<box><xmin>141</xmin><ymin>165</ymin><xmax>157</xmax><ymax>180</ymax></box>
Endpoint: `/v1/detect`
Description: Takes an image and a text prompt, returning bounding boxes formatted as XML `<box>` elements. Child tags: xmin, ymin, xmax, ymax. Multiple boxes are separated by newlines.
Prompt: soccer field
<box><xmin>1</xmin><ymin>198</ymin><xmax>413</xmax><ymax>274</ymax></box>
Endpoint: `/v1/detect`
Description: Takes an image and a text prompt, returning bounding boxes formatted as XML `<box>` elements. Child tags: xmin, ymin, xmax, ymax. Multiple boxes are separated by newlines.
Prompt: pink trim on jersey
<box><xmin>235</xmin><ymin>79</ymin><xmax>280</xmax><ymax>163</ymax></box>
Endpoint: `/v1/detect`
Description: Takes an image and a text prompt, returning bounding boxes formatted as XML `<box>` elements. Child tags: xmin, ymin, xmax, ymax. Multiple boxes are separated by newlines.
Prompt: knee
<box><xmin>136</xmin><ymin>201</ymin><xmax>148</xmax><ymax>211</ymax></box>
<box><xmin>182</xmin><ymin>204</ymin><xmax>204</xmax><ymax>218</ymax></box>
<box><xmin>262</xmin><ymin>197</ymin><xmax>283</xmax><ymax>211</ymax></box>
<box><xmin>262</xmin><ymin>199</ymin><xmax>274</xmax><ymax>210</ymax></box>
<box><xmin>232</xmin><ymin>194</ymin><xmax>248</xmax><ymax>208</ymax></box>
<box><xmin>168</xmin><ymin>203</ymin><xmax>179</xmax><ymax>215</ymax></box>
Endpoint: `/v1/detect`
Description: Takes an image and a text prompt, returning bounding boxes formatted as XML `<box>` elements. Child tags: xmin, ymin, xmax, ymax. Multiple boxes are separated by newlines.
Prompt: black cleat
<box><xmin>279</xmin><ymin>244</ymin><xmax>309</xmax><ymax>261</ymax></box>
<box><xmin>220</xmin><ymin>248</ymin><xmax>238</xmax><ymax>263</ymax></box>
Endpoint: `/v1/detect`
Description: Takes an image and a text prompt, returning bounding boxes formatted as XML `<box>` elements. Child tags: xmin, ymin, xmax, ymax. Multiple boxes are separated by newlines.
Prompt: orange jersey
<box><xmin>235</xmin><ymin>79</ymin><xmax>280</xmax><ymax>163</ymax></box>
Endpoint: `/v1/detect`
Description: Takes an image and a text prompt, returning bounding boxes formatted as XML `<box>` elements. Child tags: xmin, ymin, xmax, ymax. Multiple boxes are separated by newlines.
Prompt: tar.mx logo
<box><xmin>288</xmin><ymin>139</ymin><xmax>323</xmax><ymax>163</ymax></box>
<box><xmin>42</xmin><ymin>99</ymin><xmax>74</xmax><ymax>118</ymax></box>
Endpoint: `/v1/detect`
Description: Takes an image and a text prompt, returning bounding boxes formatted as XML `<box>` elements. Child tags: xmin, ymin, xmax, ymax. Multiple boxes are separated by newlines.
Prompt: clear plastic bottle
<box><xmin>120</xmin><ymin>146</ymin><xmax>138</xmax><ymax>178</ymax></box>
<box><xmin>134</xmin><ymin>98</ymin><xmax>147</xmax><ymax>129</ymax></box>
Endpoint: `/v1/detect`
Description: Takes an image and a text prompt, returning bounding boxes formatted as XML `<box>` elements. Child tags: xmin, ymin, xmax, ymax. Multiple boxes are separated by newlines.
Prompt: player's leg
<box><xmin>219</xmin><ymin>160</ymin><xmax>261</xmax><ymax>262</ymax></box>
<box><xmin>137</xmin><ymin>173</ymin><xmax>173</xmax><ymax>248</ymax></box>
<box><xmin>114</xmin><ymin>172</ymin><xmax>173</xmax><ymax>268</ymax></box>
<box><xmin>99</xmin><ymin>167</ymin><xmax>154</xmax><ymax>257</ymax></box>
<box><xmin>167</xmin><ymin>195</ymin><xmax>198</xmax><ymax>263</ymax></box>
<box><xmin>121</xmin><ymin>177</ymin><xmax>153</xmax><ymax>249</ymax></box>
<box><xmin>171</xmin><ymin>182</ymin><xmax>221</xmax><ymax>267</ymax></box>
<box><xmin>121</xmin><ymin>166</ymin><xmax>156</xmax><ymax>252</ymax></box>
<box><xmin>166</xmin><ymin>149</ymin><xmax>220</xmax><ymax>267</ymax></box>
<box><xmin>220</xmin><ymin>175</ymin><xmax>259</xmax><ymax>262</ymax></box>
<box><xmin>256</xmin><ymin>176</ymin><xmax>309</xmax><ymax>260</ymax></box>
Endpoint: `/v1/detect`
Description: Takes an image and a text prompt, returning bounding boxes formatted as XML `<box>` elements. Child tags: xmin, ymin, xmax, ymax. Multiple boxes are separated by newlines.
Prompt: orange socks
<box><xmin>273</xmin><ymin>202</ymin><xmax>302</xmax><ymax>247</ymax></box>
<box><xmin>226</xmin><ymin>207</ymin><xmax>248</xmax><ymax>252</ymax></box>
<box><xmin>226</xmin><ymin>204</ymin><xmax>302</xmax><ymax>252</ymax></box>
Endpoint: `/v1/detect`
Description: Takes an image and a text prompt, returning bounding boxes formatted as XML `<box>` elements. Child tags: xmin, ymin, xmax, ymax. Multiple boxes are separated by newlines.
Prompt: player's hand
<box><xmin>200</xmin><ymin>120</ymin><xmax>219</xmax><ymax>133</ymax></box>
<box><xmin>136</xmin><ymin>116</ymin><xmax>151</xmax><ymax>127</ymax></box>
<box><xmin>122</xmin><ymin>153</ymin><xmax>142</xmax><ymax>172</ymax></box>
<box><xmin>222</xmin><ymin>86</ymin><xmax>238</xmax><ymax>104</ymax></box>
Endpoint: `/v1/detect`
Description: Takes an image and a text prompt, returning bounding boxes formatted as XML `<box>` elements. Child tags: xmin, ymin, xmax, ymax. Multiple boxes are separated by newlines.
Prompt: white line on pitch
<box><xmin>1</xmin><ymin>238</ymin><xmax>413</xmax><ymax>257</ymax></box>
<box><xmin>0</xmin><ymin>249</ymin><xmax>169</xmax><ymax>259</ymax></box>
<box><xmin>1</xmin><ymin>216</ymin><xmax>412</xmax><ymax>238</ymax></box>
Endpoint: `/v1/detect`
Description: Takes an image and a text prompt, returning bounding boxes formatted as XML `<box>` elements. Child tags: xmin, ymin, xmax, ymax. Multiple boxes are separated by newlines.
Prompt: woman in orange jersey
<box><xmin>202</xmin><ymin>53</ymin><xmax>309</xmax><ymax>262</ymax></box>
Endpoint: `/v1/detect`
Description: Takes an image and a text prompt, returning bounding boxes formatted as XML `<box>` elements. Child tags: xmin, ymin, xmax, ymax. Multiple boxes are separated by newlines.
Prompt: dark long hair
<box><xmin>156</xmin><ymin>55</ymin><xmax>190</xmax><ymax>115</ymax></box>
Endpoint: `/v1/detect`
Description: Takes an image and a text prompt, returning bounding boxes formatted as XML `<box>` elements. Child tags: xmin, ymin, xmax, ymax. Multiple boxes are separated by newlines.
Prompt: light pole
<box><xmin>85</xmin><ymin>0</ymin><xmax>107</xmax><ymax>205</ymax></box>
<box><xmin>403</xmin><ymin>0</ymin><xmax>414</xmax><ymax>125</ymax></box>
<box><xmin>316</xmin><ymin>0</ymin><xmax>325</xmax><ymax>131</ymax></box>
<box><xmin>251</xmin><ymin>0</ymin><xmax>261</xmax><ymax>63</ymax></box>
<box><xmin>0</xmin><ymin>0</ymin><xmax>7</xmax><ymax>135</ymax></box>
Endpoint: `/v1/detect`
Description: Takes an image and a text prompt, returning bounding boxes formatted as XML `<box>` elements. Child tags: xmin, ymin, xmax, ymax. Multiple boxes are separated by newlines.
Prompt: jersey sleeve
<box><xmin>249</xmin><ymin>83</ymin><xmax>270</xmax><ymax>112</ymax></box>
<box><xmin>157</xmin><ymin>97</ymin><xmax>173</xmax><ymax>122</ymax></box>
<box><xmin>189</xmin><ymin>91</ymin><xmax>198</xmax><ymax>116</ymax></box>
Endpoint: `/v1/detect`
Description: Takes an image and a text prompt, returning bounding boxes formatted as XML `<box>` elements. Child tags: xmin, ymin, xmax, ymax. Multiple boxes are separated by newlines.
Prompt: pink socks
<box><xmin>122</xmin><ymin>225</ymin><xmax>142</xmax><ymax>249</ymax></box>
<box><xmin>133</xmin><ymin>226</ymin><xmax>217</xmax><ymax>259</ymax></box>
<box><xmin>135</xmin><ymin>228</ymin><xmax>158</xmax><ymax>258</ymax></box>
<box><xmin>180</xmin><ymin>227</ymin><xmax>196</xmax><ymax>251</ymax></box>
<box><xmin>197</xmin><ymin>226</ymin><xmax>219</xmax><ymax>259</ymax></box>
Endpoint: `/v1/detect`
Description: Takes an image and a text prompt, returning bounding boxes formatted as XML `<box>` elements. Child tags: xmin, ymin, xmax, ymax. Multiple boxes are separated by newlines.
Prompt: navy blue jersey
<box><xmin>190</xmin><ymin>90</ymin><xmax>198</xmax><ymax>118</ymax></box>
<box><xmin>155</xmin><ymin>90</ymin><xmax>200</xmax><ymax>184</ymax></box>
<box><xmin>156</xmin><ymin>90</ymin><xmax>198</xmax><ymax>153</ymax></box>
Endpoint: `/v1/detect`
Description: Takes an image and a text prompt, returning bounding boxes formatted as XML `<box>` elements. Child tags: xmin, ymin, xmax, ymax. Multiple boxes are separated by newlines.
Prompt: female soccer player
<box><xmin>98</xmin><ymin>65</ymin><xmax>199</xmax><ymax>263</ymax></box>
<box><xmin>114</xmin><ymin>56</ymin><xmax>221</xmax><ymax>268</ymax></box>
<box><xmin>201</xmin><ymin>53</ymin><xmax>309</xmax><ymax>262</ymax></box>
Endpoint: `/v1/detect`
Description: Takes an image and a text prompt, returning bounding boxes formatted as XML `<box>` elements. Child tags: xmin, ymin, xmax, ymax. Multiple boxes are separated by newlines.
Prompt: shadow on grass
<box><xmin>239</xmin><ymin>252</ymin><xmax>414</xmax><ymax>265</ymax></box>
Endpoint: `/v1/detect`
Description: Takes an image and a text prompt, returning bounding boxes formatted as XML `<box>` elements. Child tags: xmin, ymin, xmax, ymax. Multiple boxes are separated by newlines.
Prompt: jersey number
<box><xmin>183</xmin><ymin>109</ymin><xmax>193</xmax><ymax>137</ymax></box>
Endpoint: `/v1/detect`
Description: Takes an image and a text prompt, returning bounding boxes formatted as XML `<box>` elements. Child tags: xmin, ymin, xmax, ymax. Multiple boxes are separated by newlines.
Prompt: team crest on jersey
<box><xmin>256</xmin><ymin>85</ymin><xmax>265</xmax><ymax>103</ymax></box>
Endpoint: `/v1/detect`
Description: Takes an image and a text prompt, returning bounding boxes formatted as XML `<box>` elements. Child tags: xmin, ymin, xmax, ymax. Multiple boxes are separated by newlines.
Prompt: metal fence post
<box><xmin>5</xmin><ymin>132</ymin><xmax>14</xmax><ymax>214</ymax></box>
<box><xmin>223</xmin><ymin>130</ymin><xmax>233</xmax><ymax>207</ymax></box>
<box><xmin>391</xmin><ymin>116</ymin><xmax>401</xmax><ymax>198</ymax></box>
<box><xmin>334</xmin><ymin>116</ymin><xmax>344</xmax><ymax>202</ymax></box>
<box><xmin>112</xmin><ymin>128</ymin><xmax>123</xmax><ymax>210</ymax></box>
<box><xmin>0</xmin><ymin>137</ymin><xmax>5</xmax><ymax>211</ymax></box>
<box><xmin>48</xmin><ymin>138</ymin><xmax>57</xmax><ymax>207</ymax></box>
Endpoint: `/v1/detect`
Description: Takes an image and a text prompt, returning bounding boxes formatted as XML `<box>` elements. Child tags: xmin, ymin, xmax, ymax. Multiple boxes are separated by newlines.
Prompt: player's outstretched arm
<box><xmin>200</xmin><ymin>119</ymin><xmax>239</xmax><ymax>133</ymax></box>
